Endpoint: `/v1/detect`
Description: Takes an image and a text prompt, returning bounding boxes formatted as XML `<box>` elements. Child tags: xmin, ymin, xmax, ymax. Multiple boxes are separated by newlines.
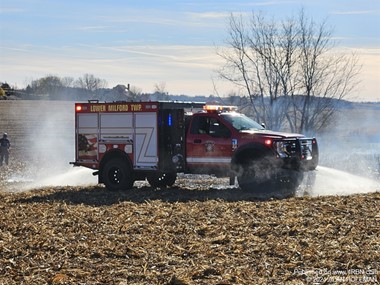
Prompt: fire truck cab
<box><xmin>71</xmin><ymin>101</ymin><xmax>319</xmax><ymax>191</ymax></box>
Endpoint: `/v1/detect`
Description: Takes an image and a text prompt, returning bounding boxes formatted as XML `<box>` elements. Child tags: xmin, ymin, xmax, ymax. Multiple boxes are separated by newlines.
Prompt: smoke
<box><xmin>302</xmin><ymin>105</ymin><xmax>380</xmax><ymax>196</ymax></box>
<box><xmin>4</xmin><ymin>101</ymin><xmax>97</xmax><ymax>192</ymax></box>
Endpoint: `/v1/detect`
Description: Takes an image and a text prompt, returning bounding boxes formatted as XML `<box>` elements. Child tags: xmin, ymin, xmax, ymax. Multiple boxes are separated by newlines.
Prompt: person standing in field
<box><xmin>0</xmin><ymin>133</ymin><xmax>10</xmax><ymax>166</ymax></box>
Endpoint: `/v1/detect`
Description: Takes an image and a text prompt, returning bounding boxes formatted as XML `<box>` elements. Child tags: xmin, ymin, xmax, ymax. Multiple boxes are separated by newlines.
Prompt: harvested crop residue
<box><xmin>0</xmin><ymin>185</ymin><xmax>379</xmax><ymax>284</ymax></box>
<box><xmin>1</xmin><ymin>100</ymin><xmax>379</xmax><ymax>284</ymax></box>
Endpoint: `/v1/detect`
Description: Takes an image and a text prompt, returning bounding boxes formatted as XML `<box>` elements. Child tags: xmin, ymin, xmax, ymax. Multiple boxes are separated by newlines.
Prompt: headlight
<box><xmin>274</xmin><ymin>141</ymin><xmax>287</xmax><ymax>158</ymax></box>
<box><xmin>274</xmin><ymin>141</ymin><xmax>296</xmax><ymax>158</ymax></box>
<box><xmin>300</xmin><ymin>140</ymin><xmax>313</xmax><ymax>160</ymax></box>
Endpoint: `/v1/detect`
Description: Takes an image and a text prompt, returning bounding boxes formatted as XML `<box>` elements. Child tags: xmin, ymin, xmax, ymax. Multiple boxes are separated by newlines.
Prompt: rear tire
<box><xmin>147</xmin><ymin>172</ymin><xmax>177</xmax><ymax>188</ymax></box>
<box><xmin>102</xmin><ymin>158</ymin><xmax>134</xmax><ymax>191</ymax></box>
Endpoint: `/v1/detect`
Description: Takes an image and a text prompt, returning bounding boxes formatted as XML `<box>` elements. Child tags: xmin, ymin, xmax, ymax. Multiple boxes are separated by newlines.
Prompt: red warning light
<box><xmin>76</xmin><ymin>105</ymin><xmax>82</xmax><ymax>112</ymax></box>
<box><xmin>264</xmin><ymin>139</ymin><xmax>272</xmax><ymax>146</ymax></box>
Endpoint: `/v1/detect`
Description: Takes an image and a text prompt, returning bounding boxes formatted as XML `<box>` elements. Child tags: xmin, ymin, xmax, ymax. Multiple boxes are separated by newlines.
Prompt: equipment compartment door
<box><xmin>77</xmin><ymin>113</ymin><xmax>98</xmax><ymax>161</ymax></box>
<box><xmin>134</xmin><ymin>112</ymin><xmax>158</xmax><ymax>168</ymax></box>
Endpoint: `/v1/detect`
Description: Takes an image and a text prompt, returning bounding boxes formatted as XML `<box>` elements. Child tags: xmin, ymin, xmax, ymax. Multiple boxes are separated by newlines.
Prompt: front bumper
<box><xmin>273</xmin><ymin>137</ymin><xmax>319</xmax><ymax>171</ymax></box>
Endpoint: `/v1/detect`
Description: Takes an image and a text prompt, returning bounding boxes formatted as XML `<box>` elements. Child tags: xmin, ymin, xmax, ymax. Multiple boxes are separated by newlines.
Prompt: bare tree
<box><xmin>75</xmin><ymin>74</ymin><xmax>107</xmax><ymax>92</ymax></box>
<box><xmin>217</xmin><ymin>13</ymin><xmax>298</xmax><ymax>130</ymax></box>
<box><xmin>61</xmin><ymin>77</ymin><xmax>75</xmax><ymax>88</ymax></box>
<box><xmin>127</xmin><ymin>85</ymin><xmax>150</xmax><ymax>101</ymax></box>
<box><xmin>217</xmin><ymin>10</ymin><xmax>360</xmax><ymax>133</ymax></box>
<box><xmin>30</xmin><ymin>75</ymin><xmax>64</xmax><ymax>98</ymax></box>
<box><xmin>294</xmin><ymin>11</ymin><xmax>360</xmax><ymax>133</ymax></box>
<box><xmin>28</xmin><ymin>75</ymin><xmax>79</xmax><ymax>99</ymax></box>
<box><xmin>153</xmin><ymin>81</ymin><xmax>170</xmax><ymax>100</ymax></box>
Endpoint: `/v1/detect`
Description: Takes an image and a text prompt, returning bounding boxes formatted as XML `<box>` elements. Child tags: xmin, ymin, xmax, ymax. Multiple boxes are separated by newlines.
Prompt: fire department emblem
<box><xmin>205</xmin><ymin>141</ymin><xmax>215</xmax><ymax>152</ymax></box>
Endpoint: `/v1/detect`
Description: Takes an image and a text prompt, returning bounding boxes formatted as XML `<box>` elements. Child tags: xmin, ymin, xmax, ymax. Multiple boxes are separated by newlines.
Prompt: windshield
<box><xmin>221</xmin><ymin>113</ymin><xmax>265</xmax><ymax>131</ymax></box>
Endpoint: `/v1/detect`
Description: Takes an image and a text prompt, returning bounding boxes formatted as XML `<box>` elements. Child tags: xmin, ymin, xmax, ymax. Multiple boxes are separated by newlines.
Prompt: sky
<box><xmin>1</xmin><ymin>0</ymin><xmax>379</xmax><ymax>101</ymax></box>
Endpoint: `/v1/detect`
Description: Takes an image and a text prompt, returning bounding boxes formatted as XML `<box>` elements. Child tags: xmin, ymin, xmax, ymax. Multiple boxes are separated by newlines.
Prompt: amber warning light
<box><xmin>203</xmin><ymin>104</ymin><xmax>238</xmax><ymax>113</ymax></box>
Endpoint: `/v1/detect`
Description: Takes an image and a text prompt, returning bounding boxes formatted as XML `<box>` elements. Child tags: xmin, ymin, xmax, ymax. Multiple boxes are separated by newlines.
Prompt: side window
<box><xmin>190</xmin><ymin>116</ymin><xmax>210</xmax><ymax>134</ymax></box>
<box><xmin>209</xmin><ymin>118</ymin><xmax>231</xmax><ymax>138</ymax></box>
<box><xmin>190</xmin><ymin>116</ymin><xmax>230</xmax><ymax>138</ymax></box>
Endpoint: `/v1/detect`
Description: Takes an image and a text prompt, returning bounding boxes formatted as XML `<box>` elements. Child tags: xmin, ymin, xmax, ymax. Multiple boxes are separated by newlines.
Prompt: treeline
<box><xmin>2</xmin><ymin>74</ymin><xmax>137</xmax><ymax>101</ymax></box>
<box><xmin>0</xmin><ymin>74</ymin><xmax>219</xmax><ymax>103</ymax></box>
<box><xmin>3</xmin><ymin>74</ymin><xmax>379</xmax><ymax>134</ymax></box>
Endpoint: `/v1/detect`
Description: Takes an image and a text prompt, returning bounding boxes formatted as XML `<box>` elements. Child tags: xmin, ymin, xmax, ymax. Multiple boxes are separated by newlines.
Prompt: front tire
<box><xmin>102</xmin><ymin>158</ymin><xmax>134</xmax><ymax>191</ymax></box>
<box><xmin>237</xmin><ymin>156</ymin><xmax>277</xmax><ymax>191</ymax></box>
<box><xmin>237</xmin><ymin>158</ymin><xmax>304</xmax><ymax>196</ymax></box>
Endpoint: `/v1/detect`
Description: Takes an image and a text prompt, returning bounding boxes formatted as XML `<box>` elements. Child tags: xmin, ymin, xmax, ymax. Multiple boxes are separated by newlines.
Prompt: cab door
<box><xmin>186</xmin><ymin>114</ymin><xmax>232</xmax><ymax>173</ymax></box>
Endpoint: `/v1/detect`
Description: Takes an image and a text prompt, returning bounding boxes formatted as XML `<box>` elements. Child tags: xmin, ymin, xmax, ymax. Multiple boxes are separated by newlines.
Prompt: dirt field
<box><xmin>0</xmin><ymin>100</ymin><xmax>379</xmax><ymax>284</ymax></box>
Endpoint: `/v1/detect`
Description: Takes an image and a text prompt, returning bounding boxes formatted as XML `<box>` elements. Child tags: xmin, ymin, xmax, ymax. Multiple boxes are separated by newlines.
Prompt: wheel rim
<box><xmin>147</xmin><ymin>172</ymin><xmax>176</xmax><ymax>187</ymax></box>
<box><xmin>108</xmin><ymin>166</ymin><xmax>123</xmax><ymax>185</ymax></box>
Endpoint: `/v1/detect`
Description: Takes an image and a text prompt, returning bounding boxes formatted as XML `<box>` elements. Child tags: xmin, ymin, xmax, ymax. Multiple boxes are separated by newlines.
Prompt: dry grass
<box><xmin>0</xmin><ymin>100</ymin><xmax>379</xmax><ymax>284</ymax></box>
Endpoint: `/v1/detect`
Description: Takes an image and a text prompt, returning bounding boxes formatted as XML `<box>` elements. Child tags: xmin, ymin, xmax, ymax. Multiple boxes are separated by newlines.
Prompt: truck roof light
<box><xmin>76</xmin><ymin>105</ymin><xmax>82</xmax><ymax>112</ymax></box>
<box><xmin>203</xmin><ymin>104</ymin><xmax>238</xmax><ymax>113</ymax></box>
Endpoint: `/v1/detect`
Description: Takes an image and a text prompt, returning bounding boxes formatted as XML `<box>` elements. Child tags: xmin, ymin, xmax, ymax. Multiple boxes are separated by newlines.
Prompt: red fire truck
<box><xmin>71</xmin><ymin>101</ymin><xmax>318</xmax><ymax>191</ymax></box>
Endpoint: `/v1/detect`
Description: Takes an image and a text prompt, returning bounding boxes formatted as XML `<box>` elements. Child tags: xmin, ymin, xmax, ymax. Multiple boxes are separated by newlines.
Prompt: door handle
<box><xmin>194</xmin><ymin>139</ymin><xmax>202</xmax><ymax>144</ymax></box>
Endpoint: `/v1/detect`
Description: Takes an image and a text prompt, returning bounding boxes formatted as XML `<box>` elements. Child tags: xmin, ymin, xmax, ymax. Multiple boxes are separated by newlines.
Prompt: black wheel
<box><xmin>277</xmin><ymin>170</ymin><xmax>304</xmax><ymax>193</ymax></box>
<box><xmin>102</xmin><ymin>158</ymin><xmax>134</xmax><ymax>191</ymax></box>
<box><xmin>147</xmin><ymin>172</ymin><xmax>177</xmax><ymax>188</ymax></box>
<box><xmin>163</xmin><ymin>172</ymin><xmax>177</xmax><ymax>187</ymax></box>
<box><xmin>237</xmin><ymin>161</ymin><xmax>256</xmax><ymax>191</ymax></box>
<box><xmin>229</xmin><ymin>173</ymin><xmax>236</xmax><ymax>186</ymax></box>
<box><xmin>237</xmin><ymin>156</ymin><xmax>276</xmax><ymax>191</ymax></box>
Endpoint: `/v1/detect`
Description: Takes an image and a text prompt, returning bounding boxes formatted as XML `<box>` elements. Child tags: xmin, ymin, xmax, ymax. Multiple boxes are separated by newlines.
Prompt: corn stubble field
<box><xmin>0</xmin><ymin>100</ymin><xmax>379</xmax><ymax>285</ymax></box>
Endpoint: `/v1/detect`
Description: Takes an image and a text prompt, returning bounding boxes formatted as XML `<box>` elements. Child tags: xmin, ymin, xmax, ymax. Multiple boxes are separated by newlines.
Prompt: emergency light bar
<box><xmin>203</xmin><ymin>104</ymin><xmax>238</xmax><ymax>113</ymax></box>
